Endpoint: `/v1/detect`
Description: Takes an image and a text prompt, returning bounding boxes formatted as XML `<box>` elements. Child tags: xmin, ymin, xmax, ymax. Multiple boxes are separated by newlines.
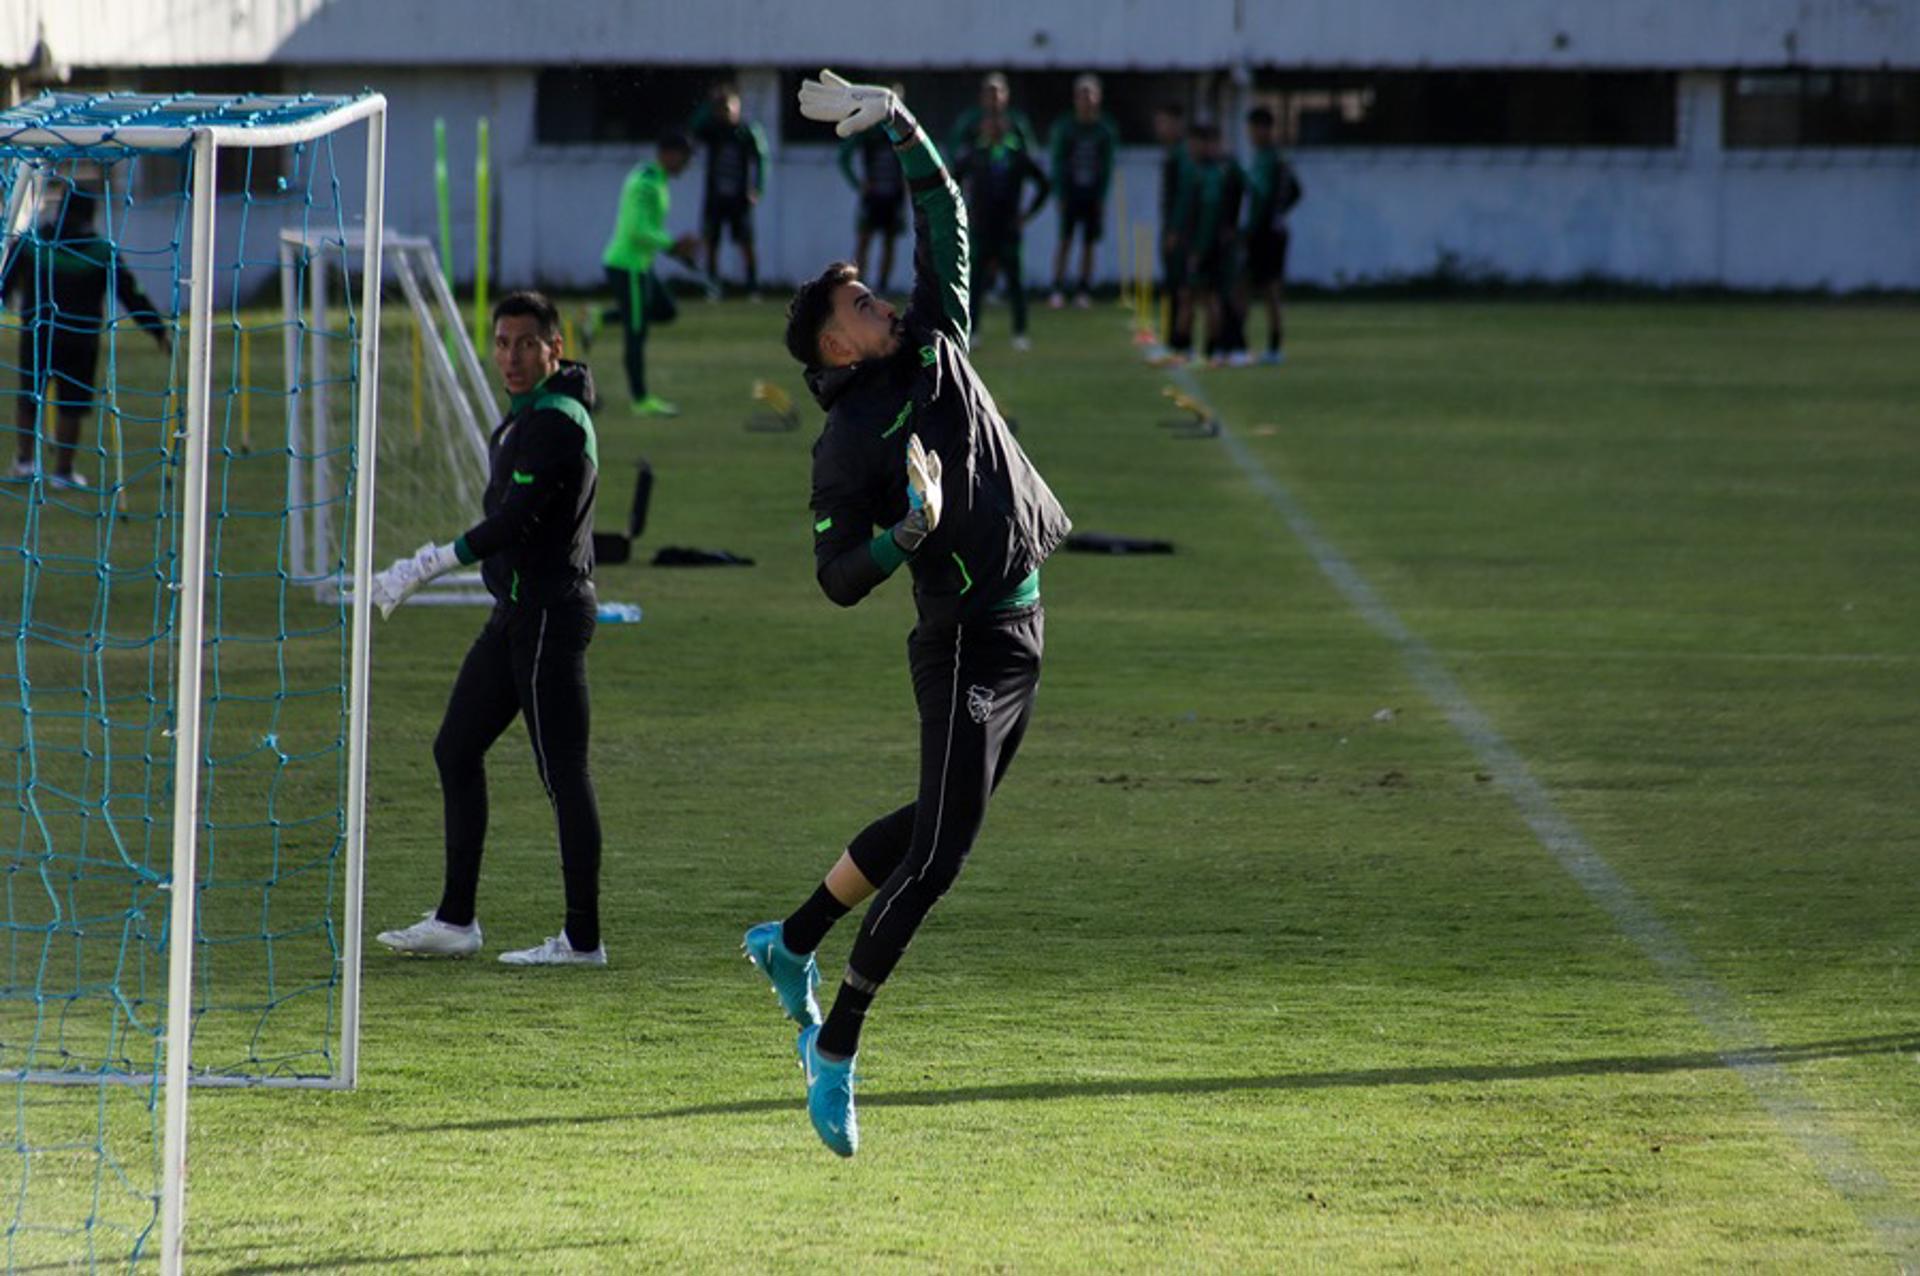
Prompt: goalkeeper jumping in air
<box><xmin>369</xmin><ymin>291</ymin><xmax>607</xmax><ymax>968</ymax></box>
<box><xmin>744</xmin><ymin>71</ymin><xmax>1071</xmax><ymax>1157</ymax></box>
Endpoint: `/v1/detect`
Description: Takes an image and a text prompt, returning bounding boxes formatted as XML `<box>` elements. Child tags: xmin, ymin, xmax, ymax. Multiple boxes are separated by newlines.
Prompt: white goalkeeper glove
<box><xmin>369</xmin><ymin>541</ymin><xmax>461</xmax><ymax>619</ymax></box>
<box><xmin>797</xmin><ymin>69</ymin><xmax>904</xmax><ymax>139</ymax></box>
<box><xmin>893</xmin><ymin>433</ymin><xmax>943</xmax><ymax>553</ymax></box>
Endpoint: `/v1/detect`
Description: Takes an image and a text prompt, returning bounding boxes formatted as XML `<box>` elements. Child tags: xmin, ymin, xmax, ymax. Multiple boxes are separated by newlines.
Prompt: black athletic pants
<box><xmin>434</xmin><ymin>588</ymin><xmax>602</xmax><ymax>951</ymax></box>
<box><xmin>841</xmin><ymin>605</ymin><xmax>1044</xmax><ymax>988</ymax></box>
<box><xmin>970</xmin><ymin>230</ymin><xmax>1029</xmax><ymax>338</ymax></box>
<box><xmin>601</xmin><ymin>266</ymin><xmax>676</xmax><ymax>404</ymax></box>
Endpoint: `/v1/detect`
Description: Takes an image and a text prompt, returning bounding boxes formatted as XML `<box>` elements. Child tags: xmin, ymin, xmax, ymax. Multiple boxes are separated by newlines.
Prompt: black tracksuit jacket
<box><xmin>455</xmin><ymin>361</ymin><xmax>600</xmax><ymax>608</ymax></box>
<box><xmin>805</xmin><ymin>114</ymin><xmax>1070</xmax><ymax>629</ymax></box>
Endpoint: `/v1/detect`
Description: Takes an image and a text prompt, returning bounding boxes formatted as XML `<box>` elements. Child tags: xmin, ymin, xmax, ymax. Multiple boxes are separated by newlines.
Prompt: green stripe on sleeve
<box><xmin>815</xmin><ymin>516</ymin><xmax>834</xmax><ymax>533</ymax></box>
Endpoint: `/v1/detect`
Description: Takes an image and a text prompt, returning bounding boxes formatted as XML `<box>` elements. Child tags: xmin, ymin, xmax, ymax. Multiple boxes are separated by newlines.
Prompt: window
<box><xmin>536</xmin><ymin>66</ymin><xmax>735</xmax><ymax>146</ymax></box>
<box><xmin>1251</xmin><ymin>70</ymin><xmax>1677</xmax><ymax>147</ymax></box>
<box><xmin>775</xmin><ymin>69</ymin><xmax>1195</xmax><ymax>147</ymax></box>
<box><xmin>1725</xmin><ymin>71</ymin><xmax>1920</xmax><ymax>147</ymax></box>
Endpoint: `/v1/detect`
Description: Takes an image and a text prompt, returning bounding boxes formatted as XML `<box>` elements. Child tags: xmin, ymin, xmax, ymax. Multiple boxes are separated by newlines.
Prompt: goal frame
<box><xmin>279</xmin><ymin>226</ymin><xmax>499</xmax><ymax>605</ymax></box>
<box><xmin>0</xmin><ymin>91</ymin><xmax>387</xmax><ymax>1276</ymax></box>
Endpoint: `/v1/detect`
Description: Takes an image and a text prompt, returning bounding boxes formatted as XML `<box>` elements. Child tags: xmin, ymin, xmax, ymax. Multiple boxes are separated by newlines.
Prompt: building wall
<box><xmin>272</xmin><ymin>67</ymin><xmax>1918</xmax><ymax>294</ymax></box>
<box><xmin>13</xmin><ymin>0</ymin><xmax>1920</xmax><ymax>70</ymax></box>
<box><xmin>10</xmin><ymin>6</ymin><xmax>1915</xmax><ymax>292</ymax></box>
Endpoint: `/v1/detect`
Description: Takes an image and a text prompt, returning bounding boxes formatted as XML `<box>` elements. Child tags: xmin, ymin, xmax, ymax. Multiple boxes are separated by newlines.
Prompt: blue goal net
<box><xmin>0</xmin><ymin>91</ymin><xmax>383</xmax><ymax>1271</ymax></box>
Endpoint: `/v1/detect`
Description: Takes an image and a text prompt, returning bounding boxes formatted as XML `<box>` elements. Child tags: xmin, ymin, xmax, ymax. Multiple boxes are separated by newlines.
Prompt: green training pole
<box><xmin>473</xmin><ymin>116</ymin><xmax>491</xmax><ymax>348</ymax></box>
<box><xmin>433</xmin><ymin>118</ymin><xmax>452</xmax><ymax>289</ymax></box>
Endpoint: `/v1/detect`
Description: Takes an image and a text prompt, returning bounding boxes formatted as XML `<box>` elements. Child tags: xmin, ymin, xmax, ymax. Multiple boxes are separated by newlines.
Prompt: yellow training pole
<box><xmin>411</xmin><ymin>320</ymin><xmax>424</xmax><ymax>444</ymax></box>
<box><xmin>564</xmin><ymin>314</ymin><xmax>576</xmax><ymax>359</ymax></box>
<box><xmin>1113</xmin><ymin>172</ymin><xmax>1130</xmax><ymax>309</ymax></box>
<box><xmin>239</xmin><ymin>327</ymin><xmax>253</xmax><ymax>452</ymax></box>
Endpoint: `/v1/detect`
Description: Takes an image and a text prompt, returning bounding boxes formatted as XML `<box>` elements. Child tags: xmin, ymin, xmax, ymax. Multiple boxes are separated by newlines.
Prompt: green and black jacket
<box><xmin>455</xmin><ymin>360</ymin><xmax>599</xmax><ymax>608</ymax></box>
<box><xmin>806</xmin><ymin>114</ymin><xmax>1071</xmax><ymax>629</ymax></box>
<box><xmin>1245</xmin><ymin>147</ymin><xmax>1304</xmax><ymax>235</ymax></box>
<box><xmin>7</xmin><ymin>219</ymin><xmax>169</xmax><ymax>341</ymax></box>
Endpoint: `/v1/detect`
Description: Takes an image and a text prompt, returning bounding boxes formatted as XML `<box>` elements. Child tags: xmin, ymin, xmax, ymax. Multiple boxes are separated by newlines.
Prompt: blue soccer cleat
<box><xmin>798</xmin><ymin>1023</ymin><xmax>859</xmax><ymax>1158</ymax></box>
<box><xmin>742</xmin><ymin>921</ymin><xmax>822</xmax><ymax>1026</ymax></box>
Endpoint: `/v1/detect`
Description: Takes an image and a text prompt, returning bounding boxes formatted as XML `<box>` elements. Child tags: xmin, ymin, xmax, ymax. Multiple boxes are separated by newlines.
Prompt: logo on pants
<box><xmin>966</xmin><ymin>684</ymin><xmax>995</xmax><ymax>725</ymax></box>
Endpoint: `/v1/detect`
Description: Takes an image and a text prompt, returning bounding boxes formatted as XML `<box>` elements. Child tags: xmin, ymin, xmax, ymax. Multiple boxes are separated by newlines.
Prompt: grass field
<box><xmin>10</xmin><ymin>295</ymin><xmax>1920</xmax><ymax>1271</ymax></box>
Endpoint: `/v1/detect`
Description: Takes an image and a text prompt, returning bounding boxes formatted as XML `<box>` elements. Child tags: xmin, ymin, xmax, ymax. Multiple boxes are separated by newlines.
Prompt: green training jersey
<box><xmin>601</xmin><ymin>161</ymin><xmax>673</xmax><ymax>272</ymax></box>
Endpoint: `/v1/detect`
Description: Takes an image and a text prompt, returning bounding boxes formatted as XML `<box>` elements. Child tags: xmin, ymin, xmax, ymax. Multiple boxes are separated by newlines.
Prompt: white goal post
<box><xmin>280</xmin><ymin>226</ymin><xmax>499</xmax><ymax>605</ymax></box>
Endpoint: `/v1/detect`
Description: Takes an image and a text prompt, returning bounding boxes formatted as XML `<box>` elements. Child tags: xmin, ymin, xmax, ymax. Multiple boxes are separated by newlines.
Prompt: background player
<box><xmin>1046</xmin><ymin>74</ymin><xmax>1119</xmax><ymax>310</ymax></box>
<box><xmin>370</xmin><ymin>291</ymin><xmax>607</xmax><ymax>968</ymax></box>
<box><xmin>595</xmin><ymin>132</ymin><xmax>699</xmax><ymax>417</ymax></box>
<box><xmin>688</xmin><ymin>83</ymin><xmax>770</xmax><ymax>295</ymax></box>
<box><xmin>746</xmin><ymin>70</ymin><xmax>1071</xmax><ymax>1158</ymax></box>
<box><xmin>957</xmin><ymin>112</ymin><xmax>1051</xmax><ymax>351</ymax></box>
<box><xmin>1242</xmin><ymin>105</ymin><xmax>1305</xmax><ymax>365</ymax></box>
<box><xmin>1176</xmin><ymin>120</ymin><xmax>1247</xmax><ymax>366</ymax></box>
<box><xmin>6</xmin><ymin>187</ymin><xmax>170</xmax><ymax>488</ymax></box>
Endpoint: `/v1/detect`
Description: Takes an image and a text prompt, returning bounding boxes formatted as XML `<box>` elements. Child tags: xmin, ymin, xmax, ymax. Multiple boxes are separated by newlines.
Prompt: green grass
<box><xmin>9</xmin><ymin>296</ymin><xmax>1920</xmax><ymax>1271</ymax></box>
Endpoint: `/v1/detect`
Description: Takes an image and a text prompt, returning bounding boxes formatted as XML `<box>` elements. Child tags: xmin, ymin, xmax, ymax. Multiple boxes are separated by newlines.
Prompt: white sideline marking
<box><xmin>1170</xmin><ymin>364</ymin><xmax>1919</xmax><ymax>1269</ymax></box>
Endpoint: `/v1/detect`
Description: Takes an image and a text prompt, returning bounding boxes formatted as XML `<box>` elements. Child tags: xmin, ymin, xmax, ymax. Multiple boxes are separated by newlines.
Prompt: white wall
<box><xmin>13</xmin><ymin>0</ymin><xmax>1920</xmax><ymax>71</ymax></box>
<box><xmin>319</xmin><ymin>67</ymin><xmax>1915</xmax><ymax>294</ymax></box>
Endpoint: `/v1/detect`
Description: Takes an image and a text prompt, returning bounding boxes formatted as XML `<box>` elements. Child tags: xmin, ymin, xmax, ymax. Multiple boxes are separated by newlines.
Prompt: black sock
<box><xmin>781</xmin><ymin>883</ymin><xmax>849</xmax><ymax>955</ymax></box>
<box><xmin>817</xmin><ymin>971</ymin><xmax>877</xmax><ymax>1059</ymax></box>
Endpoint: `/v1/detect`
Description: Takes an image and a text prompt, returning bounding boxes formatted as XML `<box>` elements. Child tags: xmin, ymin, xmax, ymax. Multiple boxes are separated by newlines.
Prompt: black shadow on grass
<box><xmin>204</xmin><ymin>1238</ymin><xmax>634</xmax><ymax>1274</ymax></box>
<box><xmin>391</xmin><ymin>1031</ymin><xmax>1919</xmax><ymax>1133</ymax></box>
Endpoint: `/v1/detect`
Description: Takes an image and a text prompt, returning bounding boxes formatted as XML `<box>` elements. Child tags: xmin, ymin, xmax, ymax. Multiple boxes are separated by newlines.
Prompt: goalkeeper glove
<box><xmin>798</xmin><ymin>70</ymin><xmax>909</xmax><ymax>139</ymax></box>
<box><xmin>369</xmin><ymin>541</ymin><xmax>461</xmax><ymax>618</ymax></box>
<box><xmin>891</xmin><ymin>433</ymin><xmax>943</xmax><ymax>554</ymax></box>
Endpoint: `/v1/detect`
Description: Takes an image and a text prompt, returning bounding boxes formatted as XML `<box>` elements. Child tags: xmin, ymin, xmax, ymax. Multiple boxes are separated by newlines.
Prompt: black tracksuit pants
<box><xmin>842</xmin><ymin>605</ymin><xmax>1044</xmax><ymax>988</ymax></box>
<box><xmin>433</xmin><ymin>589</ymin><xmax>602</xmax><ymax>951</ymax></box>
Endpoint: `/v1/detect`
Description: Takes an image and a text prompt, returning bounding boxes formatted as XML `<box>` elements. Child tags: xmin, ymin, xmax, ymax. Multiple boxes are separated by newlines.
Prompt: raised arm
<box><xmin>798</xmin><ymin>70</ymin><xmax>969</xmax><ymax>345</ymax></box>
<box><xmin>113</xmin><ymin>260</ymin><xmax>170</xmax><ymax>346</ymax></box>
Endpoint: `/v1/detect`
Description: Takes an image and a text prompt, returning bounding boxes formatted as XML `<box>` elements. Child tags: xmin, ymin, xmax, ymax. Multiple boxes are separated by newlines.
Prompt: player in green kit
<box><xmin>1242</xmin><ymin>105</ymin><xmax>1305</xmax><ymax>365</ymax></box>
<box><xmin>595</xmin><ymin>133</ymin><xmax>699</xmax><ymax>417</ymax></box>
<box><xmin>1174</xmin><ymin>121</ymin><xmax>1247</xmax><ymax>366</ymax></box>
<box><xmin>688</xmin><ymin>84</ymin><xmax>770</xmax><ymax>295</ymax></box>
<box><xmin>1047</xmin><ymin>74</ymin><xmax>1119</xmax><ymax>310</ymax></box>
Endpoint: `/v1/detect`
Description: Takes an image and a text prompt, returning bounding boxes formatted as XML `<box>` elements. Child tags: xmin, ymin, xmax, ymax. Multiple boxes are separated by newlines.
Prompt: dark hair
<box><xmin>1247</xmin><ymin>106</ymin><xmax>1276</xmax><ymax>129</ymax></box>
<box><xmin>1156</xmin><ymin>101</ymin><xmax>1187</xmax><ymax>119</ymax></box>
<box><xmin>492</xmin><ymin>290</ymin><xmax>562</xmax><ymax>340</ymax></box>
<box><xmin>785</xmin><ymin>261</ymin><xmax>860</xmax><ymax>368</ymax></box>
<box><xmin>1189</xmin><ymin>120</ymin><xmax>1221</xmax><ymax>142</ymax></box>
<box><xmin>659</xmin><ymin>130</ymin><xmax>693</xmax><ymax>157</ymax></box>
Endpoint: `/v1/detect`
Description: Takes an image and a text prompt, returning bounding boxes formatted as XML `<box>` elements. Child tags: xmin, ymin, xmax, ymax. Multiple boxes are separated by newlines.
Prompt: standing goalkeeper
<box><xmin>744</xmin><ymin>71</ymin><xmax>1070</xmax><ymax>1158</ymax></box>
<box><xmin>370</xmin><ymin>291</ymin><xmax>606</xmax><ymax>969</ymax></box>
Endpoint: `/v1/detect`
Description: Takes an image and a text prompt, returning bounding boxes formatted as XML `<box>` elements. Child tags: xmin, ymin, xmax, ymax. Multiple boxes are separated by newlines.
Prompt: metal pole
<box><xmin>279</xmin><ymin>239</ymin><xmax>304</xmax><ymax>580</ymax></box>
<box><xmin>159</xmin><ymin>126</ymin><xmax>219</xmax><ymax>1276</ymax></box>
<box><xmin>339</xmin><ymin>100</ymin><xmax>386</xmax><ymax>1090</ymax></box>
<box><xmin>310</xmin><ymin>253</ymin><xmax>329</xmax><ymax>587</ymax></box>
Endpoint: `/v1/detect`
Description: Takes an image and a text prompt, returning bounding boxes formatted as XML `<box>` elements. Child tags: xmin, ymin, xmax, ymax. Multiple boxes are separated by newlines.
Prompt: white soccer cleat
<box><xmin>498</xmin><ymin>934</ymin><xmax>607</xmax><ymax>967</ymax></box>
<box><xmin>1011</xmin><ymin>334</ymin><xmax>1032</xmax><ymax>353</ymax></box>
<box><xmin>376</xmin><ymin>912</ymin><xmax>482</xmax><ymax>958</ymax></box>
